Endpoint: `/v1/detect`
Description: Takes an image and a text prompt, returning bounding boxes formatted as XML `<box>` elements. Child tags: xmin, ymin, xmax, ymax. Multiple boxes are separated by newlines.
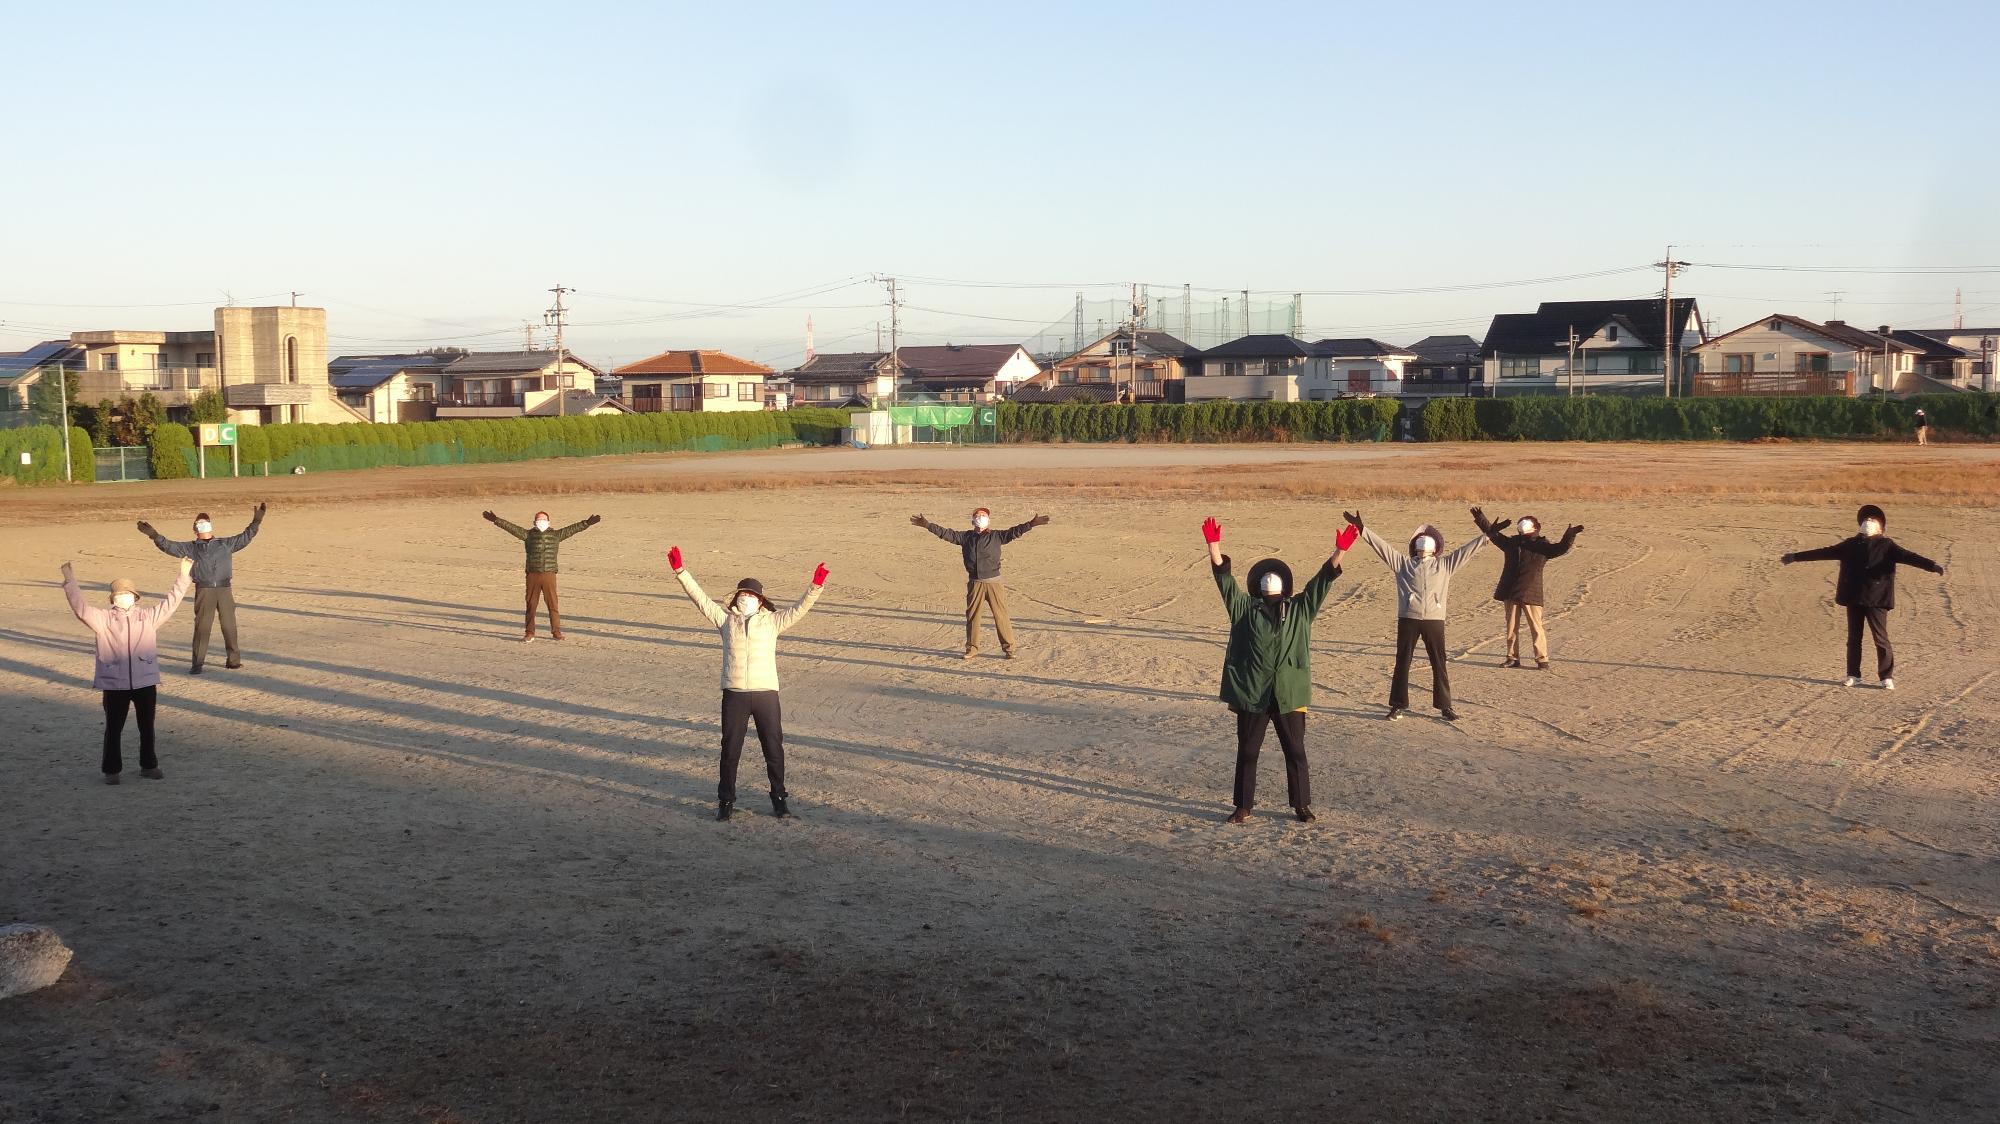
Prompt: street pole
<box><xmin>545</xmin><ymin>285</ymin><xmax>572</xmax><ymax>417</ymax></box>
<box><xmin>1984</xmin><ymin>336</ymin><xmax>1996</xmax><ymax>393</ymax></box>
<box><xmin>1564</xmin><ymin>327</ymin><xmax>1580</xmax><ymax>397</ymax></box>
<box><xmin>58</xmin><ymin>366</ymin><xmax>73</xmax><ymax>483</ymax></box>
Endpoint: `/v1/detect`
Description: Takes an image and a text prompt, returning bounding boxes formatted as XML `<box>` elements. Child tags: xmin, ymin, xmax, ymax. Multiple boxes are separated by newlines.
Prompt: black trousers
<box><xmin>719</xmin><ymin>689</ymin><xmax>784</xmax><ymax>804</ymax></box>
<box><xmin>1846</xmin><ymin>606</ymin><xmax>1894</xmax><ymax>679</ymax></box>
<box><xmin>1233</xmin><ymin>707</ymin><xmax>1309</xmax><ymax>809</ymax></box>
<box><xmin>102</xmin><ymin>686</ymin><xmax>158</xmax><ymax>775</ymax></box>
<box><xmin>1390</xmin><ymin>617</ymin><xmax>1452</xmax><ymax>711</ymax></box>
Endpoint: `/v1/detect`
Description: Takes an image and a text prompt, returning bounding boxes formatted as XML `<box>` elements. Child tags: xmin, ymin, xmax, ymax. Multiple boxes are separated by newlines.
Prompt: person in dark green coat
<box><xmin>1204</xmin><ymin>516</ymin><xmax>1357</xmax><ymax>824</ymax></box>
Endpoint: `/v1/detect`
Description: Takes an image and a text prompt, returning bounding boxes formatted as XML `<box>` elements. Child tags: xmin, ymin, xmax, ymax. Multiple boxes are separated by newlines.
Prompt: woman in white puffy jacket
<box><xmin>668</xmin><ymin>545</ymin><xmax>828</xmax><ymax>821</ymax></box>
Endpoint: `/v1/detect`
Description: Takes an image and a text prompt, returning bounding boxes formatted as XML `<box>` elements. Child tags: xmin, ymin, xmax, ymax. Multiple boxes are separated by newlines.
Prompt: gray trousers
<box><xmin>191</xmin><ymin>585</ymin><xmax>241</xmax><ymax>669</ymax></box>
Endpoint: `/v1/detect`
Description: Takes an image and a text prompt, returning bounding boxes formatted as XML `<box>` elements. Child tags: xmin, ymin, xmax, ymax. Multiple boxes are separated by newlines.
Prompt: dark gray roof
<box><xmin>1481</xmin><ymin>299</ymin><xmax>1699</xmax><ymax>357</ymax></box>
<box><xmin>1201</xmin><ymin>334</ymin><xmax>1315</xmax><ymax>359</ymax></box>
<box><xmin>1010</xmin><ymin>383</ymin><xmax>1123</xmax><ymax>404</ymax></box>
<box><xmin>1406</xmin><ymin>335</ymin><xmax>1483</xmax><ymax>363</ymax></box>
<box><xmin>1132</xmin><ymin>329</ymin><xmax>1202</xmax><ymax>360</ymax></box>
<box><xmin>0</xmin><ymin>340</ymin><xmax>82</xmax><ymax>374</ymax></box>
<box><xmin>446</xmin><ymin>350</ymin><xmax>603</xmax><ymax>376</ymax></box>
<box><xmin>897</xmin><ymin>343</ymin><xmax>1031</xmax><ymax>383</ymax></box>
<box><xmin>524</xmin><ymin>391</ymin><xmax>635</xmax><ymax>416</ymax></box>
<box><xmin>1888</xmin><ymin>330</ymin><xmax>1968</xmax><ymax>359</ymax></box>
<box><xmin>788</xmin><ymin>351</ymin><xmax>889</xmax><ymax>383</ymax></box>
<box><xmin>1312</xmin><ymin>337</ymin><xmax>1418</xmax><ymax>359</ymax></box>
<box><xmin>328</xmin><ymin>353</ymin><xmax>452</xmax><ymax>390</ymax></box>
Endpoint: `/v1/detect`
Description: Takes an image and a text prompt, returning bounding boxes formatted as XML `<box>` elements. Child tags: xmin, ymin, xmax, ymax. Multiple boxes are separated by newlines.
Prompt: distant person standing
<box><xmin>1346</xmin><ymin>510</ymin><xmax>1487</xmax><ymax>721</ymax></box>
<box><xmin>910</xmin><ymin>507</ymin><xmax>1051</xmax><ymax>659</ymax></box>
<box><xmin>137</xmin><ymin>504</ymin><xmax>266</xmax><ymax>674</ymax></box>
<box><xmin>1471</xmin><ymin>507</ymin><xmax>1583</xmax><ymax>670</ymax></box>
<box><xmin>1913</xmin><ymin>408</ymin><xmax>1929</xmax><ymax>445</ymax></box>
<box><xmin>1781</xmin><ymin>503</ymin><xmax>1944</xmax><ymax>690</ymax></box>
<box><xmin>483</xmin><ymin>509</ymin><xmax>601</xmax><ymax>642</ymax></box>
<box><xmin>62</xmin><ymin>557</ymin><xmax>194</xmax><ymax>783</ymax></box>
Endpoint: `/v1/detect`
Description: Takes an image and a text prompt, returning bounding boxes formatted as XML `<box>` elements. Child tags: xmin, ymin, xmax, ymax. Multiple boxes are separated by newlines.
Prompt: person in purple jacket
<box><xmin>63</xmin><ymin>557</ymin><xmax>194</xmax><ymax>784</ymax></box>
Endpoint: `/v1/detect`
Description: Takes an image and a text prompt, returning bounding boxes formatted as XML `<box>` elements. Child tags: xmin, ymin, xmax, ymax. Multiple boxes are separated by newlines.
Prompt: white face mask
<box><xmin>972</xmin><ymin>514</ymin><xmax>990</xmax><ymax>530</ymax></box>
<box><xmin>1259</xmin><ymin>573</ymin><xmax>1284</xmax><ymax>597</ymax></box>
<box><xmin>193</xmin><ymin>521</ymin><xmax>213</xmax><ymax>535</ymax></box>
<box><xmin>1518</xmin><ymin>519</ymin><xmax>1539</xmax><ymax>536</ymax></box>
<box><xmin>112</xmin><ymin>592</ymin><xmax>137</xmax><ymax>610</ymax></box>
<box><xmin>533</xmin><ymin>519</ymin><xmax>551</xmax><ymax>532</ymax></box>
<box><xmin>1413</xmin><ymin>535</ymin><xmax>1437</xmax><ymax>556</ymax></box>
<box><xmin>735</xmin><ymin>594</ymin><xmax>761</xmax><ymax>615</ymax></box>
<box><xmin>1861</xmin><ymin>519</ymin><xmax>1882</xmax><ymax>537</ymax></box>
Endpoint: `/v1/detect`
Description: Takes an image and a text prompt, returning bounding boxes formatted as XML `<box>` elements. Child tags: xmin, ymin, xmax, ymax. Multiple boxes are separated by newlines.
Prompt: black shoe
<box><xmin>190</xmin><ymin>665</ymin><xmax>204</xmax><ymax>675</ymax></box>
<box><xmin>225</xmin><ymin>660</ymin><xmax>243</xmax><ymax>669</ymax></box>
<box><xmin>1502</xmin><ymin>658</ymin><xmax>1520</xmax><ymax>668</ymax></box>
<box><xmin>1226</xmin><ymin>807</ymin><xmax>1250</xmax><ymax>824</ymax></box>
<box><xmin>1294</xmin><ymin>806</ymin><xmax>1317</xmax><ymax>824</ymax></box>
<box><xmin>1386</xmin><ymin>706</ymin><xmax>1404</xmax><ymax>721</ymax></box>
<box><xmin>1439</xmin><ymin>708</ymin><xmax>1459</xmax><ymax>722</ymax></box>
<box><xmin>771</xmin><ymin>795</ymin><xmax>792</xmax><ymax>819</ymax></box>
<box><xmin>717</xmin><ymin>802</ymin><xmax>733</xmax><ymax>822</ymax></box>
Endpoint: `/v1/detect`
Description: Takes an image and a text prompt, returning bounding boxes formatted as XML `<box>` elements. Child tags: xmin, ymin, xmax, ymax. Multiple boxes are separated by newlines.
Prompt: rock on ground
<box><xmin>0</xmin><ymin>925</ymin><xmax>73</xmax><ymax>999</ymax></box>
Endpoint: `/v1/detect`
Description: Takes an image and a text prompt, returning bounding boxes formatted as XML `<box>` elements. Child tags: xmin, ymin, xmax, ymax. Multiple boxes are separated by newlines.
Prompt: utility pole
<box><xmin>1182</xmin><ymin>282</ymin><xmax>1192</xmax><ymax>344</ymax></box>
<box><xmin>1291</xmin><ymin>293</ymin><xmax>1303</xmax><ymax>340</ymax></box>
<box><xmin>1241</xmin><ymin>289</ymin><xmax>1250</xmax><ymax>336</ymax></box>
<box><xmin>57</xmin><ymin>362</ymin><xmax>73</xmax><ymax>483</ymax></box>
<box><xmin>1953</xmin><ymin>287</ymin><xmax>1963</xmax><ymax>330</ymax></box>
<box><xmin>522</xmin><ymin>321</ymin><xmax>538</xmax><ymax>351</ymax></box>
<box><xmin>545</xmin><ymin>284</ymin><xmax>571</xmax><ymax>417</ymax></box>
<box><xmin>1982</xmin><ymin>335</ymin><xmax>1995</xmax><ymax>393</ymax></box>
<box><xmin>1073</xmin><ymin>292</ymin><xmax>1084</xmax><ymax>355</ymax></box>
<box><xmin>1563</xmin><ymin>325</ymin><xmax>1580</xmax><ymax>397</ymax></box>
<box><xmin>1656</xmin><ymin>247</ymin><xmax>1684</xmax><ymax>396</ymax></box>
<box><xmin>290</xmin><ymin>291</ymin><xmax>302</xmax><ymax>307</ymax></box>
<box><xmin>1126</xmin><ymin>282</ymin><xmax>1141</xmax><ymax>397</ymax></box>
<box><xmin>885</xmin><ymin>276</ymin><xmax>901</xmax><ymax>408</ymax></box>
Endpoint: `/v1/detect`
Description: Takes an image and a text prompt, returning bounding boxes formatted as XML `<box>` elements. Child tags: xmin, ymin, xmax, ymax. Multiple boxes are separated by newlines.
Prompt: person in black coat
<box><xmin>1471</xmin><ymin>507</ymin><xmax>1582</xmax><ymax>669</ymax></box>
<box><xmin>1781</xmin><ymin>503</ymin><xmax>1944</xmax><ymax>690</ymax></box>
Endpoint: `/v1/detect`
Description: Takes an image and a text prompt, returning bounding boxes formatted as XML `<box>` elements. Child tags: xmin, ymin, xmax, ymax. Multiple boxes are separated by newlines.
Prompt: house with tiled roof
<box><xmin>1902</xmin><ymin>327</ymin><xmax>1998</xmax><ymax>390</ymax></box>
<box><xmin>609</xmin><ymin>349</ymin><xmax>773</xmax><ymax>413</ymax></box>
<box><xmin>1019</xmin><ymin>327</ymin><xmax>1202</xmax><ymax>403</ymax></box>
<box><xmin>1480</xmin><ymin>298</ymin><xmax>1703</xmax><ymax>395</ymax></box>
<box><xmin>1311</xmin><ymin>337</ymin><xmax>1418</xmax><ymax>397</ymax></box>
<box><xmin>1182</xmin><ymin>335</ymin><xmax>1332</xmax><ymax>402</ymax></box>
<box><xmin>329</xmin><ymin>353</ymin><xmax>455</xmax><ymax>423</ymax></box>
<box><xmin>1403</xmin><ymin>335</ymin><xmax>1485</xmax><ymax>398</ymax></box>
<box><xmin>785</xmin><ymin>351</ymin><xmax>895</xmax><ymax>407</ymax></box>
<box><xmin>434</xmin><ymin>350</ymin><xmax>605</xmax><ymax>418</ymax></box>
<box><xmin>894</xmin><ymin>343</ymin><xmax>1041</xmax><ymax>403</ymax></box>
<box><xmin>1690</xmin><ymin>315</ymin><xmax>1949</xmax><ymax>396</ymax></box>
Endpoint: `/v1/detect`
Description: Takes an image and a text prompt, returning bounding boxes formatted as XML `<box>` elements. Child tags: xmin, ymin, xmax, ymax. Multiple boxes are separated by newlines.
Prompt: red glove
<box><xmin>668</xmin><ymin>546</ymin><xmax>683</xmax><ymax>572</ymax></box>
<box><xmin>1201</xmin><ymin>517</ymin><xmax>1222</xmax><ymax>544</ymax></box>
<box><xmin>1336</xmin><ymin>525</ymin><xmax>1359</xmax><ymax>552</ymax></box>
<box><xmin>812</xmin><ymin>563</ymin><xmax>829</xmax><ymax>587</ymax></box>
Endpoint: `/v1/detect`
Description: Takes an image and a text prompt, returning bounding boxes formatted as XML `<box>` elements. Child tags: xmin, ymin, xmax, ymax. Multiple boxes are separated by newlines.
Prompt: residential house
<box><xmin>1480</xmin><ymin>298</ymin><xmax>1703</xmax><ymax>395</ymax></box>
<box><xmin>524</xmin><ymin>390</ymin><xmax>636</xmax><ymax>417</ymax></box>
<box><xmin>895</xmin><ymin>343</ymin><xmax>1042</xmax><ymax>403</ymax></box>
<box><xmin>1183</xmin><ymin>335</ymin><xmax>1331</xmax><ymax>401</ymax></box>
<box><xmin>609</xmin><ymin>349</ymin><xmax>772</xmax><ymax>413</ymax></box>
<box><xmin>1021</xmin><ymin>327</ymin><xmax>1202</xmax><ymax>402</ymax></box>
<box><xmin>1690</xmin><ymin>316</ymin><xmax>1930</xmax><ymax>396</ymax></box>
<box><xmin>53</xmin><ymin>305</ymin><xmax>353</xmax><ymax>424</ymax></box>
<box><xmin>785</xmin><ymin>351</ymin><xmax>895</xmax><ymax>407</ymax></box>
<box><xmin>1402</xmin><ymin>335</ymin><xmax>1485</xmax><ymax>398</ymax></box>
<box><xmin>1884</xmin><ymin>330</ymin><xmax>1971</xmax><ymax>389</ymax></box>
<box><xmin>0</xmin><ymin>341</ymin><xmax>80</xmax><ymax>421</ymax></box>
<box><xmin>329</xmin><ymin>353</ymin><xmax>454</xmax><ymax>423</ymax></box>
<box><xmin>436</xmin><ymin>350</ymin><xmax>605</xmax><ymax>418</ymax></box>
<box><xmin>1903</xmin><ymin>327</ymin><xmax>1998</xmax><ymax>391</ymax></box>
<box><xmin>1312</xmin><ymin>338</ymin><xmax>1417</xmax><ymax>397</ymax></box>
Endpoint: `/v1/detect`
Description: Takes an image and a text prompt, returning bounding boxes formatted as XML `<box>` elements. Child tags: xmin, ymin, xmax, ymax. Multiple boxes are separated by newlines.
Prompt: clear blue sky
<box><xmin>5</xmin><ymin>0</ymin><xmax>1997</xmax><ymax>368</ymax></box>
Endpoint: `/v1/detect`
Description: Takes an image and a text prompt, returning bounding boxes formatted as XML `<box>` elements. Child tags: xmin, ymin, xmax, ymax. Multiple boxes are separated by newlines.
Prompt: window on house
<box><xmin>1724</xmin><ymin>353</ymin><xmax>1753</xmax><ymax>374</ymax></box>
<box><xmin>1110</xmin><ymin>340</ymin><xmax>1132</xmax><ymax>356</ymax></box>
<box><xmin>706</xmin><ymin>382</ymin><xmax>728</xmax><ymax>398</ymax></box>
<box><xmin>738</xmin><ymin>382</ymin><xmax>757</xmax><ymax>401</ymax></box>
<box><xmin>1498</xmin><ymin>357</ymin><xmax>1535</xmax><ymax>378</ymax></box>
<box><xmin>196</xmin><ymin>352</ymin><xmax>214</xmax><ymax>367</ymax></box>
<box><xmin>102</xmin><ymin>352</ymin><xmax>119</xmax><ymax>371</ymax></box>
<box><xmin>285</xmin><ymin>336</ymin><xmax>298</xmax><ymax>383</ymax></box>
<box><xmin>1795</xmin><ymin>352</ymin><xmax>1830</xmax><ymax>373</ymax></box>
<box><xmin>1222</xmin><ymin>361</ymin><xmax>1245</xmax><ymax>378</ymax></box>
<box><xmin>1606</xmin><ymin>325</ymin><xmax>1620</xmax><ymax>342</ymax></box>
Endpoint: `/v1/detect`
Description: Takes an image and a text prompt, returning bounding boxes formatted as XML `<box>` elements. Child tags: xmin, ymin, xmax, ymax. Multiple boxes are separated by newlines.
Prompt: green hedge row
<box><xmin>0</xmin><ymin>425</ymin><xmax>95</xmax><ymax>485</ymax></box>
<box><xmin>153</xmin><ymin>409</ymin><xmax>854</xmax><ymax>478</ymax></box>
<box><xmin>1420</xmin><ymin>392</ymin><xmax>2000</xmax><ymax>442</ymax></box>
<box><xmin>998</xmin><ymin>399</ymin><xmax>1401</xmax><ymax>443</ymax></box>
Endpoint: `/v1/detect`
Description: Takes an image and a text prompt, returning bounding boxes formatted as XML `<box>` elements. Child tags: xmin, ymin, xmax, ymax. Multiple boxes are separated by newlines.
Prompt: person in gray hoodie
<box><xmin>63</xmin><ymin>557</ymin><xmax>194</xmax><ymax>783</ymax></box>
<box><xmin>137</xmin><ymin>503</ymin><xmax>266</xmax><ymax>673</ymax></box>
<box><xmin>1344</xmin><ymin>510</ymin><xmax>1486</xmax><ymax>721</ymax></box>
<box><xmin>669</xmin><ymin>545</ymin><xmax>829</xmax><ymax>821</ymax></box>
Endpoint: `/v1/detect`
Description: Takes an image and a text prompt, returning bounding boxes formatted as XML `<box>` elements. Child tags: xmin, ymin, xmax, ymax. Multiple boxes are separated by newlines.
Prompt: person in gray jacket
<box><xmin>1344</xmin><ymin>510</ymin><xmax>1486</xmax><ymax>721</ymax></box>
<box><xmin>910</xmin><ymin>507</ymin><xmax>1050</xmax><ymax>659</ymax></box>
<box><xmin>669</xmin><ymin>544</ymin><xmax>829</xmax><ymax>821</ymax></box>
<box><xmin>137</xmin><ymin>503</ymin><xmax>266</xmax><ymax>673</ymax></box>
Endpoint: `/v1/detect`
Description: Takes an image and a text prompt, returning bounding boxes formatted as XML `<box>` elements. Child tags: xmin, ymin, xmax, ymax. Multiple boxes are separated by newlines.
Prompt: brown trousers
<box><xmin>965</xmin><ymin>579</ymin><xmax>1015</xmax><ymax>655</ymax></box>
<box><xmin>1504</xmin><ymin>601</ymin><xmax>1547</xmax><ymax>663</ymax></box>
<box><xmin>525</xmin><ymin>572</ymin><xmax>561</xmax><ymax>637</ymax></box>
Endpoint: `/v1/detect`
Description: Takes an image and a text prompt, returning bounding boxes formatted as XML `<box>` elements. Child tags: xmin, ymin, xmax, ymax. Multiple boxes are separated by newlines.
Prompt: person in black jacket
<box><xmin>1471</xmin><ymin>507</ymin><xmax>1582</xmax><ymax>669</ymax></box>
<box><xmin>1781</xmin><ymin>504</ymin><xmax>1944</xmax><ymax>690</ymax></box>
<box><xmin>137</xmin><ymin>504</ymin><xmax>267</xmax><ymax>673</ymax></box>
<box><xmin>910</xmin><ymin>507</ymin><xmax>1050</xmax><ymax>659</ymax></box>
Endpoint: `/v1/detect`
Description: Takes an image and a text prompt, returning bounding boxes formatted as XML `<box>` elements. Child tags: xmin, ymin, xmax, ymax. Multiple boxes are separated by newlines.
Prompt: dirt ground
<box><xmin>2</xmin><ymin>442</ymin><xmax>1996</xmax><ymax>1123</ymax></box>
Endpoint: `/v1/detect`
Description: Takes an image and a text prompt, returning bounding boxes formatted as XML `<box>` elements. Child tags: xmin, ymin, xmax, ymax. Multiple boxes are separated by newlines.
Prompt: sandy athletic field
<box><xmin>2</xmin><ymin>442</ymin><xmax>1997</xmax><ymax>1122</ymax></box>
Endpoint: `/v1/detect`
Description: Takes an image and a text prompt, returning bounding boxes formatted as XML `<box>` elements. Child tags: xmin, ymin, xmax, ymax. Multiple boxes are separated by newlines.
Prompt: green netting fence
<box><xmin>150</xmin><ymin>410</ymin><xmax>853</xmax><ymax>479</ymax></box>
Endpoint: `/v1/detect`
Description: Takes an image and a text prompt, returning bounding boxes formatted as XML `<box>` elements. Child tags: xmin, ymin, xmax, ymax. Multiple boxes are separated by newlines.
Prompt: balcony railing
<box><xmin>629</xmin><ymin>397</ymin><xmax>703</xmax><ymax>413</ymax></box>
<box><xmin>1692</xmin><ymin>373</ymin><xmax>1849</xmax><ymax>397</ymax></box>
<box><xmin>438</xmin><ymin>393</ymin><xmax>525</xmax><ymax>408</ymax></box>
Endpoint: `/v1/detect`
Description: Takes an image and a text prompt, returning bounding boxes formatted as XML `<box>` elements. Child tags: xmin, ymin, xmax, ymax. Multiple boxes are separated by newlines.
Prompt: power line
<box><xmin>1688</xmin><ymin>262</ymin><xmax>2000</xmax><ymax>275</ymax></box>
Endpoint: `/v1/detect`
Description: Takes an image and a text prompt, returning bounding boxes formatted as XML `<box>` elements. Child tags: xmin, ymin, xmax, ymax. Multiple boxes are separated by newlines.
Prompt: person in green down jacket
<box><xmin>482</xmin><ymin>509</ymin><xmax>601</xmax><ymax>641</ymax></box>
<box><xmin>1204</xmin><ymin>516</ymin><xmax>1357</xmax><ymax>825</ymax></box>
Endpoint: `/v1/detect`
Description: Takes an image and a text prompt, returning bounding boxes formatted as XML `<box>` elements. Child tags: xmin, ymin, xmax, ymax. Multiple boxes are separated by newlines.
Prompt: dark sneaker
<box><xmin>1225</xmin><ymin>807</ymin><xmax>1250</xmax><ymax>824</ymax></box>
<box><xmin>190</xmin><ymin>665</ymin><xmax>204</xmax><ymax>675</ymax></box>
<box><xmin>771</xmin><ymin>796</ymin><xmax>792</xmax><ymax>819</ymax></box>
<box><xmin>1386</xmin><ymin>707</ymin><xmax>1404</xmax><ymax>721</ymax></box>
<box><xmin>1502</xmin><ymin>658</ymin><xmax>1520</xmax><ymax>669</ymax></box>
<box><xmin>1294</xmin><ymin>806</ymin><xmax>1317</xmax><ymax>824</ymax></box>
<box><xmin>1439</xmin><ymin>708</ymin><xmax>1460</xmax><ymax>722</ymax></box>
<box><xmin>140</xmin><ymin>768</ymin><xmax>164</xmax><ymax>780</ymax></box>
<box><xmin>716</xmin><ymin>802</ymin><xmax>733</xmax><ymax>822</ymax></box>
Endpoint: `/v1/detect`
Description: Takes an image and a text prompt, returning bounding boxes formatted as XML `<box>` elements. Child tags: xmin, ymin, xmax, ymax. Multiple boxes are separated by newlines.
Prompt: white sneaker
<box><xmin>1842</xmin><ymin>676</ymin><xmax>1858</xmax><ymax>688</ymax></box>
<box><xmin>1882</xmin><ymin>678</ymin><xmax>1895</xmax><ymax>691</ymax></box>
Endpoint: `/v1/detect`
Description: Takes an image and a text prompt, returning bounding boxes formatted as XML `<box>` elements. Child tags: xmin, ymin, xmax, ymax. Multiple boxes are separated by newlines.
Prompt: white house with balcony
<box><xmin>1184</xmin><ymin>335</ymin><xmax>1333</xmax><ymax>401</ymax></box>
<box><xmin>1480</xmin><ymin>298</ymin><xmax>1703</xmax><ymax>395</ymax></box>
<box><xmin>1690</xmin><ymin>315</ymin><xmax>1933</xmax><ymax>396</ymax></box>
<box><xmin>1311</xmin><ymin>338</ymin><xmax>1417</xmax><ymax>397</ymax></box>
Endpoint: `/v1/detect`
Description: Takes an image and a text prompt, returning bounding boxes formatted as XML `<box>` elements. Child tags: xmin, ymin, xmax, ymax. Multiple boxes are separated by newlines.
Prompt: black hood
<box><xmin>1856</xmin><ymin>504</ymin><xmax>1887</xmax><ymax>530</ymax></box>
<box><xmin>1245</xmin><ymin>557</ymin><xmax>1294</xmax><ymax>600</ymax></box>
<box><xmin>1515</xmin><ymin>514</ymin><xmax>1543</xmax><ymax>538</ymax></box>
